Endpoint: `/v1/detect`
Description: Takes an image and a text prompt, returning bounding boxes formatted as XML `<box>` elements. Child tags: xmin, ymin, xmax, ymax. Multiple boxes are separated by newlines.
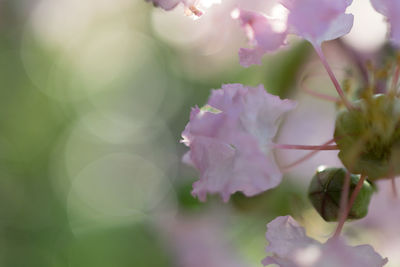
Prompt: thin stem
<box><xmin>281</xmin><ymin>139</ymin><xmax>336</xmax><ymax>172</ymax></box>
<box><xmin>333</xmin><ymin>174</ymin><xmax>367</xmax><ymax>238</ymax></box>
<box><xmin>281</xmin><ymin>150</ymin><xmax>320</xmax><ymax>172</ymax></box>
<box><xmin>302</xmin><ymin>82</ymin><xmax>339</xmax><ymax>102</ymax></box>
<box><xmin>274</xmin><ymin>143</ymin><xmax>338</xmax><ymax>150</ymax></box>
<box><xmin>313</xmin><ymin>45</ymin><xmax>353</xmax><ymax>110</ymax></box>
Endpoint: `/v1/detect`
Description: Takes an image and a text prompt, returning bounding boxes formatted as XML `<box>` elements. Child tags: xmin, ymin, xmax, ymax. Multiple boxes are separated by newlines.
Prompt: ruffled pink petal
<box><xmin>181</xmin><ymin>84</ymin><xmax>296</xmax><ymax>202</ymax></box>
<box><xmin>239</xmin><ymin>85</ymin><xmax>297</xmax><ymax>149</ymax></box>
<box><xmin>262</xmin><ymin>216</ymin><xmax>388</xmax><ymax>267</ymax></box>
<box><xmin>238</xmin><ymin>47</ymin><xmax>265</xmax><ymax>67</ymax></box>
<box><xmin>264</xmin><ymin>216</ymin><xmax>318</xmax><ymax>258</ymax></box>
<box><xmin>280</xmin><ymin>0</ymin><xmax>354</xmax><ymax>46</ymax></box>
<box><xmin>190</xmin><ymin>135</ymin><xmax>282</xmax><ymax>202</ymax></box>
<box><xmin>233</xmin><ymin>9</ymin><xmax>288</xmax><ymax>67</ymax></box>
<box><xmin>158</xmin><ymin>214</ymin><xmax>250</xmax><ymax>267</ymax></box>
<box><xmin>371</xmin><ymin>0</ymin><xmax>400</xmax><ymax>46</ymax></box>
<box><xmin>315</xmin><ymin>13</ymin><xmax>354</xmax><ymax>45</ymax></box>
<box><xmin>316</xmin><ymin>239</ymin><xmax>388</xmax><ymax>267</ymax></box>
<box><xmin>234</xmin><ymin>1</ymin><xmax>353</xmax><ymax>66</ymax></box>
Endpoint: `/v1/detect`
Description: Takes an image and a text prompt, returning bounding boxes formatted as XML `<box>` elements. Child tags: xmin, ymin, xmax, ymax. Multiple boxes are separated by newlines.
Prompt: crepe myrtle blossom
<box><xmin>263</xmin><ymin>216</ymin><xmax>388</xmax><ymax>267</ymax></box>
<box><xmin>233</xmin><ymin>0</ymin><xmax>354</xmax><ymax>67</ymax></box>
<box><xmin>157</xmin><ymin>214</ymin><xmax>249</xmax><ymax>267</ymax></box>
<box><xmin>370</xmin><ymin>0</ymin><xmax>400</xmax><ymax>46</ymax></box>
<box><xmin>146</xmin><ymin>0</ymin><xmax>220</xmax><ymax>17</ymax></box>
<box><xmin>233</xmin><ymin>0</ymin><xmax>354</xmax><ymax>110</ymax></box>
<box><xmin>181</xmin><ymin>83</ymin><xmax>296</xmax><ymax>202</ymax></box>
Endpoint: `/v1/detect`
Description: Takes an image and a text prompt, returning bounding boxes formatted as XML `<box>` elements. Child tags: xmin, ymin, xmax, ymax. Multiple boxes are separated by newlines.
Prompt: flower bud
<box><xmin>308</xmin><ymin>167</ymin><xmax>374</xmax><ymax>222</ymax></box>
<box><xmin>334</xmin><ymin>94</ymin><xmax>400</xmax><ymax>180</ymax></box>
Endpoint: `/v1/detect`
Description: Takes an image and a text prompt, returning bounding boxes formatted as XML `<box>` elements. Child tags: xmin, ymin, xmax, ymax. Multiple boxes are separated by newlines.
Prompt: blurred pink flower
<box><xmin>232</xmin><ymin>9</ymin><xmax>288</xmax><ymax>67</ymax></box>
<box><xmin>263</xmin><ymin>216</ymin><xmax>387</xmax><ymax>267</ymax></box>
<box><xmin>158</xmin><ymin>213</ymin><xmax>249</xmax><ymax>267</ymax></box>
<box><xmin>281</xmin><ymin>0</ymin><xmax>354</xmax><ymax>45</ymax></box>
<box><xmin>359</xmin><ymin>180</ymin><xmax>400</xmax><ymax>230</ymax></box>
<box><xmin>355</xmin><ymin>180</ymin><xmax>400</xmax><ymax>266</ymax></box>
<box><xmin>233</xmin><ymin>0</ymin><xmax>354</xmax><ymax>67</ymax></box>
<box><xmin>181</xmin><ymin>84</ymin><xmax>296</xmax><ymax>202</ymax></box>
<box><xmin>370</xmin><ymin>0</ymin><xmax>400</xmax><ymax>46</ymax></box>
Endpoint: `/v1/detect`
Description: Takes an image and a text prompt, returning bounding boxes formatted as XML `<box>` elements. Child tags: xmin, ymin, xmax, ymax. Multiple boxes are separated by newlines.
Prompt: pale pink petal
<box><xmin>234</xmin><ymin>1</ymin><xmax>353</xmax><ymax>66</ymax></box>
<box><xmin>371</xmin><ymin>0</ymin><xmax>388</xmax><ymax>14</ymax></box>
<box><xmin>157</xmin><ymin>214</ymin><xmax>250</xmax><ymax>267</ymax></box>
<box><xmin>264</xmin><ymin>216</ymin><xmax>318</xmax><ymax>258</ymax></box>
<box><xmin>233</xmin><ymin>9</ymin><xmax>287</xmax><ymax>67</ymax></box>
<box><xmin>262</xmin><ymin>257</ymin><xmax>296</xmax><ymax>267</ymax></box>
<box><xmin>238</xmin><ymin>47</ymin><xmax>265</xmax><ymax>67</ymax></box>
<box><xmin>359</xmin><ymin>180</ymin><xmax>400</xmax><ymax>230</ymax></box>
<box><xmin>316</xmin><ymin>239</ymin><xmax>388</xmax><ymax>267</ymax></box>
<box><xmin>190</xmin><ymin>136</ymin><xmax>282</xmax><ymax>202</ymax></box>
<box><xmin>280</xmin><ymin>0</ymin><xmax>354</xmax><ymax>46</ymax></box>
<box><xmin>262</xmin><ymin>216</ymin><xmax>388</xmax><ymax>267</ymax></box>
<box><xmin>181</xmin><ymin>84</ymin><xmax>296</xmax><ymax>202</ymax></box>
<box><xmin>182</xmin><ymin>151</ymin><xmax>194</xmax><ymax>167</ymax></box>
<box><xmin>371</xmin><ymin>0</ymin><xmax>400</xmax><ymax>46</ymax></box>
<box><xmin>239</xmin><ymin>85</ymin><xmax>297</xmax><ymax>149</ymax></box>
<box><xmin>315</xmin><ymin>13</ymin><xmax>354</xmax><ymax>45</ymax></box>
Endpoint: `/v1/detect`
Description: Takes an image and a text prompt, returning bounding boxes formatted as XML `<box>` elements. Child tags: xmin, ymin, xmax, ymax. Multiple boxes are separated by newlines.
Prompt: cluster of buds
<box><xmin>147</xmin><ymin>0</ymin><xmax>400</xmax><ymax>266</ymax></box>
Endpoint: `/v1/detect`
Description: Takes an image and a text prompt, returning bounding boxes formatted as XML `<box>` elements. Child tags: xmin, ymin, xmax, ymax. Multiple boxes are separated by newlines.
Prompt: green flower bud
<box><xmin>334</xmin><ymin>94</ymin><xmax>400</xmax><ymax>180</ymax></box>
<box><xmin>308</xmin><ymin>167</ymin><xmax>374</xmax><ymax>222</ymax></box>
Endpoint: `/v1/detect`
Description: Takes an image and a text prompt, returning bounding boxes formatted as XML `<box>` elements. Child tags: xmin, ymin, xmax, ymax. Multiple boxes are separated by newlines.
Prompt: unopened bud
<box><xmin>308</xmin><ymin>167</ymin><xmax>374</xmax><ymax>222</ymax></box>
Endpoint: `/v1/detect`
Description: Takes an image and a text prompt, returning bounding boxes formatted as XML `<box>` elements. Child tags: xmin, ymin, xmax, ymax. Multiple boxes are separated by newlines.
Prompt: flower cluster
<box><xmin>147</xmin><ymin>0</ymin><xmax>400</xmax><ymax>265</ymax></box>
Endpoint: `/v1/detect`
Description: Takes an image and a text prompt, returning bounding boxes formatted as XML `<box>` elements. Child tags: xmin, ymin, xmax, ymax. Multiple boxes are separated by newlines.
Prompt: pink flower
<box><xmin>231</xmin><ymin>8</ymin><xmax>288</xmax><ymax>67</ymax></box>
<box><xmin>233</xmin><ymin>0</ymin><xmax>354</xmax><ymax>67</ymax></box>
<box><xmin>263</xmin><ymin>216</ymin><xmax>388</xmax><ymax>267</ymax></box>
<box><xmin>281</xmin><ymin>0</ymin><xmax>354</xmax><ymax>45</ymax></box>
<box><xmin>181</xmin><ymin>84</ymin><xmax>296</xmax><ymax>202</ymax></box>
<box><xmin>157</xmin><ymin>213</ymin><xmax>250</xmax><ymax>267</ymax></box>
<box><xmin>371</xmin><ymin>0</ymin><xmax>400</xmax><ymax>46</ymax></box>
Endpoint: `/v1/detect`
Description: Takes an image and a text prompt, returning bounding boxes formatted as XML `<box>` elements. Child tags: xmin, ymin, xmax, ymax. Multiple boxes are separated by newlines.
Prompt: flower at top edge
<box><xmin>233</xmin><ymin>0</ymin><xmax>354</xmax><ymax>67</ymax></box>
<box><xmin>370</xmin><ymin>0</ymin><xmax>400</xmax><ymax>46</ymax></box>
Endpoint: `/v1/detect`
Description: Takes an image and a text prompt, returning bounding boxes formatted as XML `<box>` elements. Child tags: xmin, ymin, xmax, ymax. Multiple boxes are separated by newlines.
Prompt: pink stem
<box><xmin>281</xmin><ymin>139</ymin><xmax>336</xmax><ymax>171</ymax></box>
<box><xmin>281</xmin><ymin>150</ymin><xmax>320</xmax><ymax>173</ymax></box>
<box><xmin>274</xmin><ymin>144</ymin><xmax>338</xmax><ymax>150</ymax></box>
<box><xmin>333</xmin><ymin>174</ymin><xmax>367</xmax><ymax>238</ymax></box>
<box><xmin>313</xmin><ymin>45</ymin><xmax>353</xmax><ymax>110</ymax></box>
<box><xmin>302</xmin><ymin>82</ymin><xmax>339</xmax><ymax>102</ymax></box>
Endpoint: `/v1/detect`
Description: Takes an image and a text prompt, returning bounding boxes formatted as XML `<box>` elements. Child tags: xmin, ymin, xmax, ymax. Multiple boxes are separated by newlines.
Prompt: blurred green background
<box><xmin>0</xmin><ymin>0</ymin><xmax>346</xmax><ymax>266</ymax></box>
